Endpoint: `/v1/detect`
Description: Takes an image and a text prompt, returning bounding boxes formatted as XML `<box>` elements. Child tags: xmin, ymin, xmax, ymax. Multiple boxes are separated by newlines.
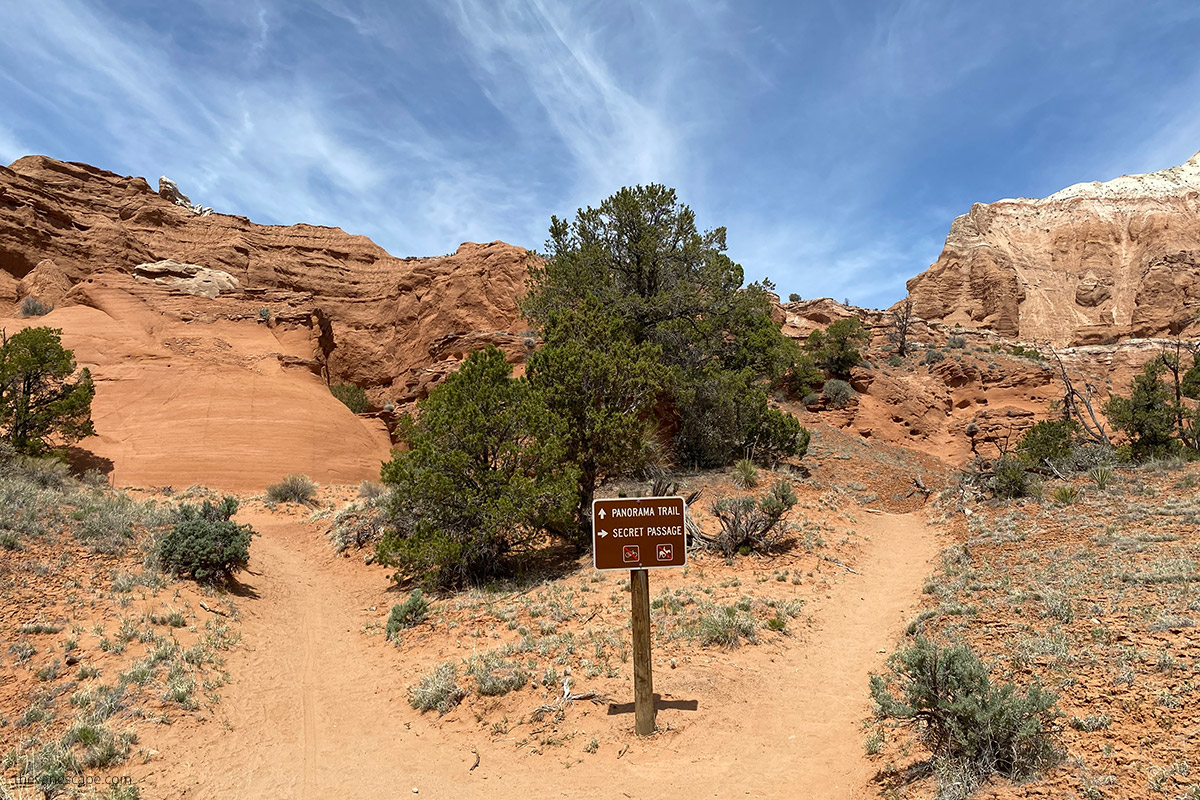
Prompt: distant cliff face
<box><xmin>905</xmin><ymin>150</ymin><xmax>1200</xmax><ymax>347</ymax></box>
<box><xmin>0</xmin><ymin>155</ymin><xmax>534</xmax><ymax>488</ymax></box>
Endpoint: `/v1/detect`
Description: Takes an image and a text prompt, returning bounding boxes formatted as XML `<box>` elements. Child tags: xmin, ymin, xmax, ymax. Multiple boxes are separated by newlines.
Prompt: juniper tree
<box><xmin>0</xmin><ymin>327</ymin><xmax>94</xmax><ymax>455</ymax></box>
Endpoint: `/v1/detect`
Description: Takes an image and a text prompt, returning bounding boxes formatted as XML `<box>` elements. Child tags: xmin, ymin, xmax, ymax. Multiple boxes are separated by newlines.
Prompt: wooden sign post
<box><xmin>593</xmin><ymin>496</ymin><xmax>687</xmax><ymax>736</ymax></box>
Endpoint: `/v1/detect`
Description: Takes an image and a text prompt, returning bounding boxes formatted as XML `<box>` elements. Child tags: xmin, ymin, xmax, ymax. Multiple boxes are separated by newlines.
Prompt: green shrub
<box><xmin>1017</xmin><ymin>419</ymin><xmax>1079</xmax><ymax>469</ymax></box>
<box><xmin>805</xmin><ymin>317</ymin><xmax>869</xmax><ymax>378</ymax></box>
<box><xmin>20</xmin><ymin>296</ymin><xmax>51</xmax><ymax>317</ymax></box>
<box><xmin>386</xmin><ymin>590</ymin><xmax>430</xmax><ymax>640</ymax></box>
<box><xmin>330</xmin><ymin>383</ymin><xmax>369</xmax><ymax>414</ymax></box>
<box><xmin>697</xmin><ymin>605</ymin><xmax>758</xmax><ymax>647</ymax></box>
<box><xmin>989</xmin><ymin>457</ymin><xmax>1038</xmax><ymax>499</ymax></box>
<box><xmin>156</xmin><ymin>496</ymin><xmax>253</xmax><ymax>583</ymax></box>
<box><xmin>748</xmin><ymin>408</ymin><xmax>810</xmax><ymax>464</ymax></box>
<box><xmin>870</xmin><ymin>637</ymin><xmax>1061</xmax><ymax>782</ymax></box>
<box><xmin>801</xmin><ymin>392</ymin><xmax>820</xmax><ymax>406</ymax></box>
<box><xmin>823</xmin><ymin>379</ymin><xmax>855</xmax><ymax>408</ymax></box>
<box><xmin>409</xmin><ymin>662</ymin><xmax>466</xmax><ymax>714</ymax></box>
<box><xmin>1050</xmin><ymin>485</ymin><xmax>1079</xmax><ymax>505</ymax></box>
<box><xmin>946</xmin><ymin>334</ymin><xmax>966</xmax><ymax>349</ymax></box>
<box><xmin>1009</xmin><ymin>345</ymin><xmax>1044</xmax><ymax>361</ymax></box>
<box><xmin>376</xmin><ymin>347</ymin><xmax>576</xmax><ymax>589</ymax></box>
<box><xmin>266</xmin><ymin>474</ymin><xmax>317</xmax><ymax>505</ymax></box>
<box><xmin>786</xmin><ymin>352</ymin><xmax>825</xmax><ymax>398</ymax></box>
<box><xmin>467</xmin><ymin>652</ymin><xmax>530</xmax><ymax>696</ymax></box>
<box><xmin>923</xmin><ymin>348</ymin><xmax>945</xmax><ymax>365</ymax></box>
<box><xmin>732</xmin><ymin>459</ymin><xmax>758</xmax><ymax>488</ymax></box>
<box><xmin>1089</xmin><ymin>466</ymin><xmax>1112</xmax><ymax>489</ymax></box>
<box><xmin>1105</xmin><ymin>360</ymin><xmax>1179</xmax><ymax>461</ymax></box>
<box><xmin>788</xmin><ymin>293</ymin><xmax>800</xmax><ymax>302</ymax></box>
<box><xmin>0</xmin><ymin>326</ymin><xmax>94</xmax><ymax>455</ymax></box>
<box><xmin>526</xmin><ymin>303</ymin><xmax>667</xmax><ymax>537</ymax></box>
<box><xmin>887</xmin><ymin>354</ymin><xmax>903</xmax><ymax>367</ymax></box>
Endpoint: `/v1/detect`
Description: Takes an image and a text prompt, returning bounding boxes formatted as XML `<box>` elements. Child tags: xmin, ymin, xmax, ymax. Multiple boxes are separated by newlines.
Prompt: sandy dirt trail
<box><xmin>140</xmin><ymin>510</ymin><xmax>938</xmax><ymax>800</ymax></box>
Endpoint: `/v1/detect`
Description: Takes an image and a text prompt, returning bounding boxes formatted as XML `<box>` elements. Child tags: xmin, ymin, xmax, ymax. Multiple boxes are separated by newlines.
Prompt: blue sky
<box><xmin>2</xmin><ymin>1</ymin><xmax>1199</xmax><ymax>308</ymax></box>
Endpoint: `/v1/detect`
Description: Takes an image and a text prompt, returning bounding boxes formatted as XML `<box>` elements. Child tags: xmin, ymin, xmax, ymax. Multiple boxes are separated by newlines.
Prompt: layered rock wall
<box><xmin>906</xmin><ymin>150</ymin><xmax>1200</xmax><ymax>346</ymax></box>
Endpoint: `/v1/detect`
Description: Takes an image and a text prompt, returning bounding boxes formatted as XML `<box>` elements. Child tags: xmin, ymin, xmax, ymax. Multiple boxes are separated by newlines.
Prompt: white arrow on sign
<box><xmin>597</xmin><ymin>529</ymin><xmax>608</xmax><ymax>537</ymax></box>
<box><xmin>598</xmin><ymin>509</ymin><xmax>606</xmax><ymax>519</ymax></box>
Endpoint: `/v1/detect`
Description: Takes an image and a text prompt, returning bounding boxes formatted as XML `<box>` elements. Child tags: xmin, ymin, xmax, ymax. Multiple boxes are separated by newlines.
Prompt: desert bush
<box><xmin>71</xmin><ymin>492</ymin><xmax>161</xmax><ymax>555</ymax></box>
<box><xmin>1050</xmin><ymin>485</ymin><xmax>1079</xmax><ymax>505</ymax></box>
<box><xmin>697</xmin><ymin>605</ymin><xmax>758</xmax><ymax>647</ymax></box>
<box><xmin>64</xmin><ymin>723</ymin><xmax>132</xmax><ymax>768</ymax></box>
<box><xmin>947</xmin><ymin>334</ymin><xmax>966</xmax><ymax>349</ymax></box>
<box><xmin>328</xmin><ymin>496</ymin><xmax>388</xmax><ymax>552</ymax></box>
<box><xmin>358</xmin><ymin>480</ymin><xmax>385</xmax><ymax>499</ymax></box>
<box><xmin>823</xmin><ymin>379</ymin><xmax>855</xmax><ymax>408</ymax></box>
<box><xmin>409</xmin><ymin>661</ymin><xmax>466</xmax><ymax>714</ymax></box>
<box><xmin>989</xmin><ymin>457</ymin><xmax>1039</xmax><ymax>500</ymax></box>
<box><xmin>19</xmin><ymin>456</ymin><xmax>72</xmax><ymax>488</ymax></box>
<box><xmin>1105</xmin><ymin>360</ymin><xmax>1179</xmax><ymax>461</ymax></box>
<box><xmin>256</xmin><ymin>306</ymin><xmax>271</xmax><ymax>323</ymax></box>
<box><xmin>526</xmin><ymin>303</ymin><xmax>667</xmax><ymax>536</ymax></box>
<box><xmin>801</xmin><ymin>392</ymin><xmax>820</xmax><ymax>406</ymax></box>
<box><xmin>887</xmin><ymin>354</ymin><xmax>903</xmax><ymax>367</ymax></box>
<box><xmin>732</xmin><ymin>459</ymin><xmax>758</xmax><ymax>488</ymax></box>
<box><xmin>20</xmin><ymin>296</ymin><xmax>51</xmax><ymax>317</ymax></box>
<box><xmin>156</xmin><ymin>496</ymin><xmax>253</xmax><ymax>583</ymax></box>
<box><xmin>467</xmin><ymin>651</ymin><xmax>530</xmax><ymax>696</ymax></box>
<box><xmin>266</xmin><ymin>473</ymin><xmax>317</xmax><ymax>505</ymax></box>
<box><xmin>708</xmin><ymin>479</ymin><xmax>797</xmax><ymax>556</ymax></box>
<box><xmin>1089</xmin><ymin>466</ymin><xmax>1113</xmax><ymax>489</ymax></box>
<box><xmin>748</xmin><ymin>408</ymin><xmax>810</xmax><ymax>465</ymax></box>
<box><xmin>1009</xmin><ymin>344</ymin><xmax>1043</xmax><ymax>362</ymax></box>
<box><xmin>385</xmin><ymin>590</ymin><xmax>429</xmax><ymax>640</ymax></box>
<box><xmin>786</xmin><ymin>352</ymin><xmax>825</xmax><ymax>398</ymax></box>
<box><xmin>805</xmin><ymin>317</ymin><xmax>869</xmax><ymax>377</ymax></box>
<box><xmin>870</xmin><ymin>637</ymin><xmax>1061</xmax><ymax>783</ymax></box>
<box><xmin>330</xmin><ymin>383</ymin><xmax>369</xmax><ymax>414</ymax></box>
<box><xmin>923</xmin><ymin>348</ymin><xmax>945</xmax><ymax>365</ymax></box>
<box><xmin>1017</xmin><ymin>419</ymin><xmax>1078</xmax><ymax>470</ymax></box>
<box><xmin>788</xmin><ymin>292</ymin><xmax>800</xmax><ymax>302</ymax></box>
<box><xmin>19</xmin><ymin>741</ymin><xmax>80</xmax><ymax>798</ymax></box>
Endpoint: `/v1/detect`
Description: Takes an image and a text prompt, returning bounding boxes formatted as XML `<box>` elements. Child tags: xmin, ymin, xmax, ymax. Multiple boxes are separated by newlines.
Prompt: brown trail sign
<box><xmin>593</xmin><ymin>496</ymin><xmax>688</xmax><ymax>735</ymax></box>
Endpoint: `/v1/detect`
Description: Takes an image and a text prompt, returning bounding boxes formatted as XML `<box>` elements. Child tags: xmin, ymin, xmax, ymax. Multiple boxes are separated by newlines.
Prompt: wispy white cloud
<box><xmin>0</xmin><ymin>124</ymin><xmax>25</xmax><ymax>165</ymax></box>
<box><xmin>1</xmin><ymin>0</ymin><xmax>1198</xmax><ymax>309</ymax></box>
<box><xmin>439</xmin><ymin>0</ymin><xmax>685</xmax><ymax>204</ymax></box>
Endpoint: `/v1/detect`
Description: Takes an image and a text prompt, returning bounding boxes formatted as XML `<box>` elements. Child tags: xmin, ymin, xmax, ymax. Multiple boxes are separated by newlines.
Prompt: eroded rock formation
<box><xmin>906</xmin><ymin>150</ymin><xmax>1200</xmax><ymax>347</ymax></box>
<box><xmin>0</xmin><ymin>155</ymin><xmax>534</xmax><ymax>488</ymax></box>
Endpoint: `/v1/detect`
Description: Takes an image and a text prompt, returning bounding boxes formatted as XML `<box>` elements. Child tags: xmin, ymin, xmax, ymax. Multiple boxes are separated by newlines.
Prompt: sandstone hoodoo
<box><xmin>0</xmin><ymin>155</ymin><xmax>534</xmax><ymax>488</ymax></box>
<box><xmin>906</xmin><ymin>149</ymin><xmax>1200</xmax><ymax>347</ymax></box>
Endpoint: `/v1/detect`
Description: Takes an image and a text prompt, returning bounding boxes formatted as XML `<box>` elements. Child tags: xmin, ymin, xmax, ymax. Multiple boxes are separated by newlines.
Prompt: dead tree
<box><xmin>1046</xmin><ymin>345</ymin><xmax>1110</xmax><ymax>445</ymax></box>
<box><xmin>889</xmin><ymin>298</ymin><xmax>915</xmax><ymax>357</ymax></box>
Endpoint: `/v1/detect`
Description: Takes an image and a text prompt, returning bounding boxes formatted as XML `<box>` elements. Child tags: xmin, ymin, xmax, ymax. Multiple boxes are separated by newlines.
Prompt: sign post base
<box><xmin>630</xmin><ymin>568</ymin><xmax>655</xmax><ymax>736</ymax></box>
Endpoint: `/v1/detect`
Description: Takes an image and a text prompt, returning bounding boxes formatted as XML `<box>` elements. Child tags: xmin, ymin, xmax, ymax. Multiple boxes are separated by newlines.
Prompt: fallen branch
<box><xmin>823</xmin><ymin>556</ymin><xmax>859</xmax><ymax>574</ymax></box>
<box><xmin>198</xmin><ymin>601</ymin><xmax>228</xmax><ymax>616</ymax></box>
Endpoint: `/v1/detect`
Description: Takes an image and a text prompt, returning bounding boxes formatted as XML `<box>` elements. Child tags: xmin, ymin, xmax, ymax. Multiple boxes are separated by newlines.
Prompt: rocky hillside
<box><xmin>906</xmin><ymin>150</ymin><xmax>1200</xmax><ymax>347</ymax></box>
<box><xmin>0</xmin><ymin>156</ymin><xmax>534</xmax><ymax>488</ymax></box>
